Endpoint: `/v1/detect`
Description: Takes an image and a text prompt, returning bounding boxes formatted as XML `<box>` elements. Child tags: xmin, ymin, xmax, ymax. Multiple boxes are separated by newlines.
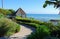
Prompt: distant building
<box><xmin>15</xmin><ymin>8</ymin><xmax>26</xmax><ymax>18</ymax></box>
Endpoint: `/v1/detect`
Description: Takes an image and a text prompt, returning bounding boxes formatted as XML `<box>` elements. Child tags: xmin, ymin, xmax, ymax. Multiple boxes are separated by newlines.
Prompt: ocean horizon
<box><xmin>27</xmin><ymin>14</ymin><xmax>60</xmax><ymax>21</ymax></box>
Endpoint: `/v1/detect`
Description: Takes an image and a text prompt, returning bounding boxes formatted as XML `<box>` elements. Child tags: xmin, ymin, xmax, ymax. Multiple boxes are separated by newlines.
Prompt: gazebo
<box><xmin>15</xmin><ymin>8</ymin><xmax>26</xmax><ymax>18</ymax></box>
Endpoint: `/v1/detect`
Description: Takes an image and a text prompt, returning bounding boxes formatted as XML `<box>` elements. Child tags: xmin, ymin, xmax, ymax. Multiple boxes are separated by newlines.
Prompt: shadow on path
<box><xmin>21</xmin><ymin>24</ymin><xmax>36</xmax><ymax>32</ymax></box>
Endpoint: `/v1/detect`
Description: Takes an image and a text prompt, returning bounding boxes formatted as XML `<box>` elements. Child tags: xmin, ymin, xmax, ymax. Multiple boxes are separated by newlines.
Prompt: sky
<box><xmin>0</xmin><ymin>0</ymin><xmax>59</xmax><ymax>14</ymax></box>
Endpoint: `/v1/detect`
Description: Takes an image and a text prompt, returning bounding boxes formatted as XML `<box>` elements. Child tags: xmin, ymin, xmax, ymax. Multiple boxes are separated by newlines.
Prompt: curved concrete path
<box><xmin>10</xmin><ymin>25</ymin><xmax>35</xmax><ymax>39</ymax></box>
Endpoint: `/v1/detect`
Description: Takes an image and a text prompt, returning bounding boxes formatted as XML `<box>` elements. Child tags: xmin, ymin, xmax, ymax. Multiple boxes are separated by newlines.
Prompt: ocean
<box><xmin>27</xmin><ymin>14</ymin><xmax>60</xmax><ymax>21</ymax></box>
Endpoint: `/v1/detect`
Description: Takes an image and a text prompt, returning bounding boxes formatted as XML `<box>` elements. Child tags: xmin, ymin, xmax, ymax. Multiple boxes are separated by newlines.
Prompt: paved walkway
<box><xmin>9</xmin><ymin>25</ymin><xmax>35</xmax><ymax>39</ymax></box>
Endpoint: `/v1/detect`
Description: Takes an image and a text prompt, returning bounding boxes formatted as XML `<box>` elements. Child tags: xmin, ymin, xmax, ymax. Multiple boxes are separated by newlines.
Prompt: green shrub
<box><xmin>0</xmin><ymin>8</ymin><xmax>11</xmax><ymax>15</ymax></box>
<box><xmin>0</xmin><ymin>13</ymin><xmax>4</xmax><ymax>18</ymax></box>
<box><xmin>26</xmin><ymin>22</ymin><xmax>60</xmax><ymax>39</ymax></box>
<box><xmin>8</xmin><ymin>9</ymin><xmax>15</xmax><ymax>13</ymax></box>
<box><xmin>50</xmin><ymin>22</ymin><xmax>60</xmax><ymax>37</ymax></box>
<box><xmin>27</xmin><ymin>25</ymin><xmax>50</xmax><ymax>39</ymax></box>
<box><xmin>0</xmin><ymin>18</ymin><xmax>20</xmax><ymax>37</ymax></box>
<box><xmin>0</xmin><ymin>8</ymin><xmax>15</xmax><ymax>15</ymax></box>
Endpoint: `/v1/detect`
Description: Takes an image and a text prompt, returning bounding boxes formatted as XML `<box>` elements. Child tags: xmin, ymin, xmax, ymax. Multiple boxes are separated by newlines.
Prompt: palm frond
<box><xmin>43</xmin><ymin>3</ymin><xmax>47</xmax><ymax>8</ymax></box>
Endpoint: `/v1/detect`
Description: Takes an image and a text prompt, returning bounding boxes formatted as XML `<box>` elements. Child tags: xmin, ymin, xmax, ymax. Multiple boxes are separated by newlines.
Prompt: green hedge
<box><xmin>15</xmin><ymin>16</ymin><xmax>42</xmax><ymax>24</ymax></box>
<box><xmin>15</xmin><ymin>17</ymin><xmax>54</xmax><ymax>28</ymax></box>
<box><xmin>15</xmin><ymin>16</ymin><xmax>54</xmax><ymax>26</ymax></box>
<box><xmin>20</xmin><ymin>22</ymin><xmax>39</xmax><ymax>28</ymax></box>
<box><xmin>0</xmin><ymin>18</ymin><xmax>20</xmax><ymax>37</ymax></box>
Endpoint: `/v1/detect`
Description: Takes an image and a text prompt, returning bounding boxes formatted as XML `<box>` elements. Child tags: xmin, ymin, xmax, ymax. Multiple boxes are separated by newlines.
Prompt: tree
<box><xmin>43</xmin><ymin>0</ymin><xmax>60</xmax><ymax>13</ymax></box>
<box><xmin>1</xmin><ymin>0</ymin><xmax>3</xmax><ymax>8</ymax></box>
<box><xmin>8</xmin><ymin>9</ymin><xmax>15</xmax><ymax>13</ymax></box>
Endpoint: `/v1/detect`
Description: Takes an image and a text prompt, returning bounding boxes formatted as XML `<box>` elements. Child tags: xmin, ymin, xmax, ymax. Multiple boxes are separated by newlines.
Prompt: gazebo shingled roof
<box><xmin>15</xmin><ymin>8</ymin><xmax>26</xmax><ymax>15</ymax></box>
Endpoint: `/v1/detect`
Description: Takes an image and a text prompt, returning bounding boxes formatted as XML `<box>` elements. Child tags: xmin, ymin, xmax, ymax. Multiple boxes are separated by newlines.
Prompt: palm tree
<box><xmin>1</xmin><ymin>0</ymin><xmax>3</xmax><ymax>8</ymax></box>
<box><xmin>43</xmin><ymin>0</ymin><xmax>60</xmax><ymax>14</ymax></box>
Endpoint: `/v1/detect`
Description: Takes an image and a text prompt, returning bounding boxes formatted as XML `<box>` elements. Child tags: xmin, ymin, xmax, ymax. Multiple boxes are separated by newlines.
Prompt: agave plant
<box><xmin>43</xmin><ymin>0</ymin><xmax>60</xmax><ymax>13</ymax></box>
